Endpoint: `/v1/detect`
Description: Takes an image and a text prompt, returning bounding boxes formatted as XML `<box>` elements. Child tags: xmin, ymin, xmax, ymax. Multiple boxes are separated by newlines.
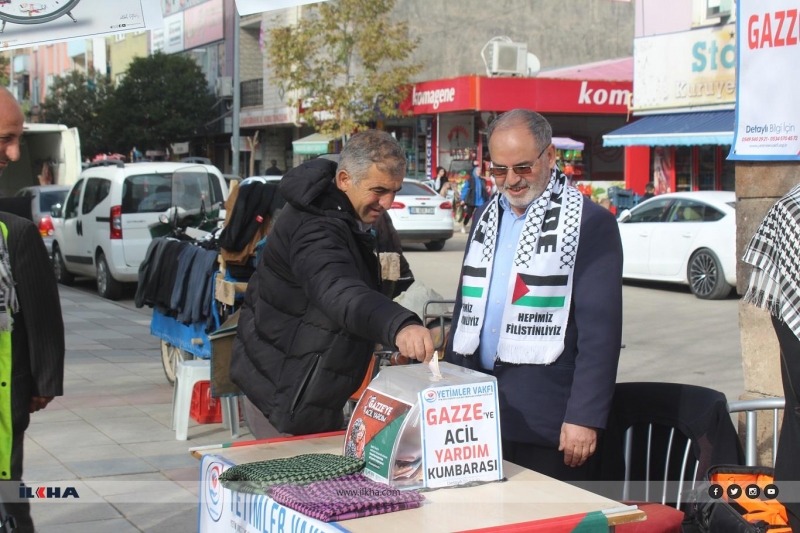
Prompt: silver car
<box><xmin>15</xmin><ymin>185</ymin><xmax>70</xmax><ymax>254</ymax></box>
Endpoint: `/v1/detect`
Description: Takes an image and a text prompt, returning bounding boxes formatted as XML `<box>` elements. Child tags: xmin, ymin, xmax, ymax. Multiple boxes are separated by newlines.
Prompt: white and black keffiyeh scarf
<box><xmin>743</xmin><ymin>184</ymin><xmax>800</xmax><ymax>338</ymax></box>
<box><xmin>453</xmin><ymin>168</ymin><xmax>583</xmax><ymax>365</ymax></box>
<box><xmin>0</xmin><ymin>229</ymin><xmax>17</xmax><ymax>332</ymax></box>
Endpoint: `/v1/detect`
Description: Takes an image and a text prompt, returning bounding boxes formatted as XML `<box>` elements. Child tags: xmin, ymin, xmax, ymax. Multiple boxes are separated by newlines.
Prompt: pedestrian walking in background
<box><xmin>459</xmin><ymin>160</ymin><xmax>489</xmax><ymax>233</ymax></box>
<box><xmin>433</xmin><ymin>166</ymin><xmax>447</xmax><ymax>193</ymax></box>
<box><xmin>264</xmin><ymin>159</ymin><xmax>283</xmax><ymax>176</ymax></box>
<box><xmin>642</xmin><ymin>182</ymin><xmax>655</xmax><ymax>201</ymax></box>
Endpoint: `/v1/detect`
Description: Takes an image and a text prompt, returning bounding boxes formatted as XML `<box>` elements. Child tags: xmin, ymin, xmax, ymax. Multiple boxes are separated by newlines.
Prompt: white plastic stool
<box><xmin>172</xmin><ymin>359</ymin><xmax>211</xmax><ymax>441</ymax></box>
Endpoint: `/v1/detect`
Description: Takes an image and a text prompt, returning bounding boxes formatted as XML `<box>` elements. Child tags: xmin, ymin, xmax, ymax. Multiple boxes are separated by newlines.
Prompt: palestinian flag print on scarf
<box><xmin>511</xmin><ymin>273</ymin><xmax>568</xmax><ymax>308</ymax></box>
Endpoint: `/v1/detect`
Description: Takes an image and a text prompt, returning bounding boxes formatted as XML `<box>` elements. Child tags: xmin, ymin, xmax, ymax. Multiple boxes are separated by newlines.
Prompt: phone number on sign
<box><xmin>740</xmin><ymin>135</ymin><xmax>799</xmax><ymax>142</ymax></box>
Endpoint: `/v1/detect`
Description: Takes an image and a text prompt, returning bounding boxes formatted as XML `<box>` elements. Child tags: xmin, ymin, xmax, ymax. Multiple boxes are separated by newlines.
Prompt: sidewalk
<box><xmin>20</xmin><ymin>285</ymin><xmax>252</xmax><ymax>533</ymax></box>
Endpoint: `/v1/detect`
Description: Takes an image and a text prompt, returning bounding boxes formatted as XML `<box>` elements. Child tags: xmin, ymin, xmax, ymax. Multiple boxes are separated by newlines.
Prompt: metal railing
<box><xmin>727</xmin><ymin>397</ymin><xmax>786</xmax><ymax>467</ymax></box>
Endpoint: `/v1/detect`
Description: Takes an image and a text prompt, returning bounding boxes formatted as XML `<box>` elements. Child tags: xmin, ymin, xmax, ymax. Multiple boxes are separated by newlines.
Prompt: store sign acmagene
<box><xmin>412</xmin><ymin>87</ymin><xmax>456</xmax><ymax>110</ymax></box>
<box><xmin>633</xmin><ymin>24</ymin><xmax>736</xmax><ymax>111</ymax></box>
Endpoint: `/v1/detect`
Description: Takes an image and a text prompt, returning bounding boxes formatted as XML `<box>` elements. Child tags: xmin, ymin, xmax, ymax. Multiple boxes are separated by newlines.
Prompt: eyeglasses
<box><xmin>489</xmin><ymin>145</ymin><xmax>549</xmax><ymax>178</ymax></box>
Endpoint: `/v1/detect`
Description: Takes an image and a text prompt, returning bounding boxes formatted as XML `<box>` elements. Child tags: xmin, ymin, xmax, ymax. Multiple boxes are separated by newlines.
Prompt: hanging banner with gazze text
<box><xmin>730</xmin><ymin>0</ymin><xmax>800</xmax><ymax>160</ymax></box>
<box><xmin>419</xmin><ymin>382</ymin><xmax>502</xmax><ymax>489</ymax></box>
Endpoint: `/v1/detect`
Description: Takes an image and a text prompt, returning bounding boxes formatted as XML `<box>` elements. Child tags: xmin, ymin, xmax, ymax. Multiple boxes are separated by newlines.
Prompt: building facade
<box><xmin>604</xmin><ymin>0</ymin><xmax>738</xmax><ymax>195</ymax></box>
<box><xmin>107</xmin><ymin>31</ymin><xmax>149</xmax><ymax>87</ymax></box>
<box><xmin>238</xmin><ymin>0</ymin><xmax>636</xmax><ymax>177</ymax></box>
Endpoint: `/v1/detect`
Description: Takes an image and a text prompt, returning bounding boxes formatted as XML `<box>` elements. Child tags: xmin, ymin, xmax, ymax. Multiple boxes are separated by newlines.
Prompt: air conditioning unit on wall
<box><xmin>215</xmin><ymin>76</ymin><xmax>233</xmax><ymax>98</ymax></box>
<box><xmin>490</xmin><ymin>41</ymin><xmax>528</xmax><ymax>76</ymax></box>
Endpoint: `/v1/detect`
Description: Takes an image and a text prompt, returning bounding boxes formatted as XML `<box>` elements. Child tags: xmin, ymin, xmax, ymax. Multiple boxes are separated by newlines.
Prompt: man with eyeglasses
<box><xmin>231</xmin><ymin>130</ymin><xmax>435</xmax><ymax>438</ymax></box>
<box><xmin>445</xmin><ymin>109</ymin><xmax>623</xmax><ymax>482</ymax></box>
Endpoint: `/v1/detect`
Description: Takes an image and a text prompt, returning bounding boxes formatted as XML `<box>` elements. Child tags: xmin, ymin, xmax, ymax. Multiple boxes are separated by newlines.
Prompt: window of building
<box><xmin>114</xmin><ymin>33</ymin><xmax>126</xmax><ymax>42</ymax></box>
<box><xmin>675</xmin><ymin>147</ymin><xmax>692</xmax><ymax>192</ymax></box>
<box><xmin>693</xmin><ymin>0</ymin><xmax>735</xmax><ymax>27</ymax></box>
<box><xmin>651</xmin><ymin>145</ymin><xmax>735</xmax><ymax>192</ymax></box>
<box><xmin>720</xmin><ymin>146</ymin><xmax>735</xmax><ymax>191</ymax></box>
<box><xmin>697</xmin><ymin>145</ymin><xmax>717</xmax><ymax>191</ymax></box>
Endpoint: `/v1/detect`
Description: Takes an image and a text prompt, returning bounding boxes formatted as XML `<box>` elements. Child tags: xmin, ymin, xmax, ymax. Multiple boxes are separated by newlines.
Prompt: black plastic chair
<box><xmin>602</xmin><ymin>382</ymin><xmax>745</xmax><ymax>508</ymax></box>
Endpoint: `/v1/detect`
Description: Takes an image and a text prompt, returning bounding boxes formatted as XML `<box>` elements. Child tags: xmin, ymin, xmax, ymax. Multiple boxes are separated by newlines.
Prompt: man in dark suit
<box><xmin>445</xmin><ymin>109</ymin><xmax>623</xmax><ymax>482</ymax></box>
<box><xmin>0</xmin><ymin>88</ymin><xmax>65</xmax><ymax>532</ymax></box>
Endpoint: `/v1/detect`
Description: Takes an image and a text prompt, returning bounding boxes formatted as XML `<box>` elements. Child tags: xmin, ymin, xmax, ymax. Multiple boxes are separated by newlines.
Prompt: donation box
<box><xmin>343</xmin><ymin>362</ymin><xmax>503</xmax><ymax>490</ymax></box>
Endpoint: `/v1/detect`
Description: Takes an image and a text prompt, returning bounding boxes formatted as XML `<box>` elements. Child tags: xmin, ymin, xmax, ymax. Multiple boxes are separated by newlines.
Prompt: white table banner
<box><xmin>198</xmin><ymin>454</ymin><xmax>346</xmax><ymax>533</ymax></box>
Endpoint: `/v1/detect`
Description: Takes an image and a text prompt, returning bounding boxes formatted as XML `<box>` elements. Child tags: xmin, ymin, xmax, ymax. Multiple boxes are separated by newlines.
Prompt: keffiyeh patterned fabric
<box><xmin>743</xmin><ymin>184</ymin><xmax>800</xmax><ymax>338</ymax></box>
<box><xmin>219</xmin><ymin>453</ymin><xmax>365</xmax><ymax>495</ymax></box>
<box><xmin>453</xmin><ymin>167</ymin><xmax>583</xmax><ymax>365</ymax></box>
<box><xmin>270</xmin><ymin>474</ymin><xmax>424</xmax><ymax>522</ymax></box>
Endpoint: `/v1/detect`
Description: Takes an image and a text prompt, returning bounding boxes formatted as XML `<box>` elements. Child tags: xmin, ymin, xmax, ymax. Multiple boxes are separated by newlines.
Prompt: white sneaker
<box><xmin>460</xmin><ymin>227</ymin><xmax>466</xmax><ymax>234</ymax></box>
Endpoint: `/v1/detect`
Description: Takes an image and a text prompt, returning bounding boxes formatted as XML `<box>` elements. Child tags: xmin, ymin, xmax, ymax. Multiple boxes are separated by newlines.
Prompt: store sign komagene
<box><xmin>407</xmin><ymin>77</ymin><xmax>478</xmax><ymax>114</ymax></box>
<box><xmin>633</xmin><ymin>24</ymin><xmax>736</xmax><ymax>111</ymax></box>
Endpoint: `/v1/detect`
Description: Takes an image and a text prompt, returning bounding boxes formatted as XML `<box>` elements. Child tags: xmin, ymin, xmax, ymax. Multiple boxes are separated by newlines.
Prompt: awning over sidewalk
<box><xmin>552</xmin><ymin>137</ymin><xmax>585</xmax><ymax>150</ymax></box>
<box><xmin>292</xmin><ymin>133</ymin><xmax>337</xmax><ymax>155</ymax></box>
<box><xmin>603</xmin><ymin>111</ymin><xmax>735</xmax><ymax>147</ymax></box>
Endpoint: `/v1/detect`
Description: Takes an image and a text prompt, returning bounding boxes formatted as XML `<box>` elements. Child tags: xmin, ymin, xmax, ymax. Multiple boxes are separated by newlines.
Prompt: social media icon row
<box><xmin>708</xmin><ymin>483</ymin><xmax>779</xmax><ymax>500</ymax></box>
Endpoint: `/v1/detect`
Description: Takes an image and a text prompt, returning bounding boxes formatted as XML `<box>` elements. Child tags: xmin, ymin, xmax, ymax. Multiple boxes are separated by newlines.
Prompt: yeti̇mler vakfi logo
<box><xmin>205</xmin><ymin>461</ymin><xmax>225</xmax><ymax>522</ymax></box>
<box><xmin>19</xmin><ymin>485</ymin><xmax>79</xmax><ymax>498</ymax></box>
<box><xmin>423</xmin><ymin>389</ymin><xmax>437</xmax><ymax>403</ymax></box>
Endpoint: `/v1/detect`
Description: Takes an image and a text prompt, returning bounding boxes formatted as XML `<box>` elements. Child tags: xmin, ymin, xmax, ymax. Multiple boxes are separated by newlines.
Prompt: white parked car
<box><xmin>254</xmin><ymin>175</ymin><xmax>454</xmax><ymax>250</ymax></box>
<box><xmin>51</xmin><ymin>161</ymin><xmax>228</xmax><ymax>300</ymax></box>
<box><xmin>387</xmin><ymin>179</ymin><xmax>454</xmax><ymax>251</ymax></box>
<box><xmin>616</xmin><ymin>191</ymin><xmax>736</xmax><ymax>300</ymax></box>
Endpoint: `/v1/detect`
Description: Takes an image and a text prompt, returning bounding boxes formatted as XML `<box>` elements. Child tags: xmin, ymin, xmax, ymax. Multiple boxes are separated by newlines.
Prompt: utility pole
<box><xmin>231</xmin><ymin>8</ymin><xmax>241</xmax><ymax>176</ymax></box>
<box><xmin>8</xmin><ymin>48</ymin><xmax>14</xmax><ymax>98</ymax></box>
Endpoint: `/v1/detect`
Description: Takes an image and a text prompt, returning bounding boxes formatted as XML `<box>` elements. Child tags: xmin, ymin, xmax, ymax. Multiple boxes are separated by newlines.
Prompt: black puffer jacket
<box><xmin>229</xmin><ymin>158</ymin><xmax>419</xmax><ymax>435</ymax></box>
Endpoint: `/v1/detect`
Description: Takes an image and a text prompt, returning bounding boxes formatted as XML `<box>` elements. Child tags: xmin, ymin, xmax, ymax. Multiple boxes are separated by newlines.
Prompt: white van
<box><xmin>0</xmin><ymin>123</ymin><xmax>81</xmax><ymax>197</ymax></box>
<box><xmin>51</xmin><ymin>161</ymin><xmax>228</xmax><ymax>300</ymax></box>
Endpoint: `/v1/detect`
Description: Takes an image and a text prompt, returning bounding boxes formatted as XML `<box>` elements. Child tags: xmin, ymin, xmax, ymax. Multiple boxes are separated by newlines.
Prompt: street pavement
<box><xmin>18</xmin><ymin>231</ymin><xmax>743</xmax><ymax>532</ymax></box>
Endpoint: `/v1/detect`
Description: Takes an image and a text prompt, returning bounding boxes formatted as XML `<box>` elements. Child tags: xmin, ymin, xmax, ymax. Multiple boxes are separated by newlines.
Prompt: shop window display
<box><xmin>674</xmin><ymin>147</ymin><xmax>692</xmax><ymax>192</ymax></box>
<box><xmin>697</xmin><ymin>145</ymin><xmax>717</xmax><ymax>191</ymax></box>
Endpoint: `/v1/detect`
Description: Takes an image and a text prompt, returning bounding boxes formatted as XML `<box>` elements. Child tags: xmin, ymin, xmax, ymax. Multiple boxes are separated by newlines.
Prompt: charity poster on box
<box><xmin>0</xmin><ymin>0</ymin><xmax>163</xmax><ymax>51</ymax></box>
<box><xmin>344</xmin><ymin>388</ymin><xmax>413</xmax><ymax>483</ymax></box>
<box><xmin>420</xmin><ymin>382</ymin><xmax>503</xmax><ymax>489</ymax></box>
<box><xmin>730</xmin><ymin>0</ymin><xmax>800</xmax><ymax>160</ymax></box>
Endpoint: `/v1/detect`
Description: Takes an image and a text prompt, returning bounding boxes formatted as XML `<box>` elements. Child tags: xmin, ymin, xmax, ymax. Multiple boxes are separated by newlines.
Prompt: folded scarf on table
<box><xmin>219</xmin><ymin>453</ymin><xmax>364</xmax><ymax>495</ymax></box>
<box><xmin>270</xmin><ymin>474</ymin><xmax>424</xmax><ymax>522</ymax></box>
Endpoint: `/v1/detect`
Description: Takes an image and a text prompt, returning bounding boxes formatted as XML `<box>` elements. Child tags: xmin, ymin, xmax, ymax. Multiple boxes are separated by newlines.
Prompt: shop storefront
<box><xmin>403</xmin><ymin>73</ymin><xmax>633</xmax><ymax>201</ymax></box>
<box><xmin>603</xmin><ymin>24</ymin><xmax>736</xmax><ymax>195</ymax></box>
